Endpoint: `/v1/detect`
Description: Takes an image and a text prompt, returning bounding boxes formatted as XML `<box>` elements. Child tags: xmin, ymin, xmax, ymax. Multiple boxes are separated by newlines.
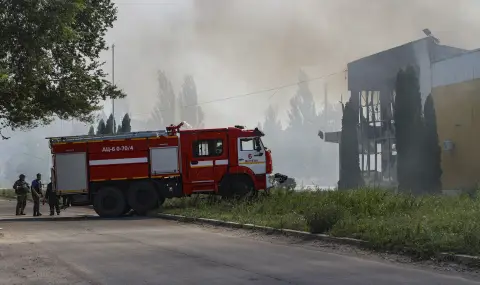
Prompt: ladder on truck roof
<box><xmin>46</xmin><ymin>130</ymin><xmax>169</xmax><ymax>144</ymax></box>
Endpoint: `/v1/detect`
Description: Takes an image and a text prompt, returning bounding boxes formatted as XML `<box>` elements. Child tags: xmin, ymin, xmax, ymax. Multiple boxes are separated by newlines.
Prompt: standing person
<box><xmin>31</xmin><ymin>173</ymin><xmax>43</xmax><ymax>217</ymax></box>
<box><xmin>45</xmin><ymin>178</ymin><xmax>60</xmax><ymax>216</ymax></box>
<box><xmin>12</xmin><ymin>174</ymin><xmax>29</xmax><ymax>215</ymax></box>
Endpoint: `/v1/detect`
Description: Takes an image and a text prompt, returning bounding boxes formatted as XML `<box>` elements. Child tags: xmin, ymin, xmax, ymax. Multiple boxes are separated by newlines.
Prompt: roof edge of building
<box><xmin>348</xmin><ymin>37</ymin><xmax>469</xmax><ymax>66</ymax></box>
<box><xmin>432</xmin><ymin>47</ymin><xmax>480</xmax><ymax>64</ymax></box>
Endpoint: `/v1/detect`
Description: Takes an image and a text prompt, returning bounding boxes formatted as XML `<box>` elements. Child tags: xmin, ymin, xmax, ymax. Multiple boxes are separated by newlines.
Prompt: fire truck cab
<box><xmin>47</xmin><ymin>123</ymin><xmax>274</xmax><ymax>217</ymax></box>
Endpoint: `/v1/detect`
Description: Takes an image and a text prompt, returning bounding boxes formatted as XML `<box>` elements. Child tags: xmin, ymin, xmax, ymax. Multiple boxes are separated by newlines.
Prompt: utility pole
<box><xmin>112</xmin><ymin>44</ymin><xmax>115</xmax><ymax>133</ymax></box>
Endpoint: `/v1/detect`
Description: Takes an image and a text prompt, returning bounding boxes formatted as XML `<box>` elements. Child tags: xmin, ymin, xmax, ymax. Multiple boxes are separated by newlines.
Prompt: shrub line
<box><xmin>157</xmin><ymin>213</ymin><xmax>480</xmax><ymax>267</ymax></box>
<box><xmin>158</xmin><ymin>213</ymin><xmax>366</xmax><ymax>246</ymax></box>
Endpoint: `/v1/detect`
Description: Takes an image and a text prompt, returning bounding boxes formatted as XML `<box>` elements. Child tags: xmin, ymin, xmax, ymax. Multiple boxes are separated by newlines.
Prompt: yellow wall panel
<box><xmin>432</xmin><ymin>78</ymin><xmax>480</xmax><ymax>190</ymax></box>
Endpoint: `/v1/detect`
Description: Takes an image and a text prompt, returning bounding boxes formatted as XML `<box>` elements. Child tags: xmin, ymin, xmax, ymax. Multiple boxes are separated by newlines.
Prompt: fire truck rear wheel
<box><xmin>127</xmin><ymin>181</ymin><xmax>159</xmax><ymax>215</ymax></box>
<box><xmin>122</xmin><ymin>204</ymin><xmax>132</xmax><ymax>215</ymax></box>
<box><xmin>93</xmin><ymin>186</ymin><xmax>127</xmax><ymax>218</ymax></box>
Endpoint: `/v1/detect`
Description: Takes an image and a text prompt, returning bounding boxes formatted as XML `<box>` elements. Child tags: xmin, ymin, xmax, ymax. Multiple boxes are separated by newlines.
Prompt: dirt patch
<box><xmin>0</xmin><ymin>239</ymin><xmax>91</xmax><ymax>285</ymax></box>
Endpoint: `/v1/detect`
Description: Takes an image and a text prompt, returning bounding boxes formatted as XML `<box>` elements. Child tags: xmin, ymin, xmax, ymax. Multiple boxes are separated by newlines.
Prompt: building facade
<box><xmin>322</xmin><ymin>37</ymin><xmax>471</xmax><ymax>189</ymax></box>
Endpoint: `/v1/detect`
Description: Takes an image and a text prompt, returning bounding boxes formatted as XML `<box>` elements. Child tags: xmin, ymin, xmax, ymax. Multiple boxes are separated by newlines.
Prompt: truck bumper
<box><xmin>266</xmin><ymin>174</ymin><xmax>273</xmax><ymax>189</ymax></box>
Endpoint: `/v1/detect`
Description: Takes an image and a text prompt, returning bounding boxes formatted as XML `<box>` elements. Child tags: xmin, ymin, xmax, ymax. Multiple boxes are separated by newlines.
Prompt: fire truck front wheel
<box><xmin>127</xmin><ymin>181</ymin><xmax>159</xmax><ymax>215</ymax></box>
<box><xmin>220</xmin><ymin>175</ymin><xmax>255</xmax><ymax>199</ymax></box>
<box><xmin>93</xmin><ymin>186</ymin><xmax>127</xmax><ymax>218</ymax></box>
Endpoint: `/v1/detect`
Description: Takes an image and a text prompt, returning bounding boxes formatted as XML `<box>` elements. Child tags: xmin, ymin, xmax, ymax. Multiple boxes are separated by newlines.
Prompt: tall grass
<box><xmin>162</xmin><ymin>188</ymin><xmax>480</xmax><ymax>258</ymax></box>
<box><xmin>0</xmin><ymin>189</ymin><xmax>32</xmax><ymax>200</ymax></box>
<box><xmin>0</xmin><ymin>189</ymin><xmax>17</xmax><ymax>199</ymax></box>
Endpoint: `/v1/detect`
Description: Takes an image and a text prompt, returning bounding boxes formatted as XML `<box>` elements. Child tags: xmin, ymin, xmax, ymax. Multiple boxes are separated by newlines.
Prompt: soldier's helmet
<box><xmin>19</xmin><ymin>174</ymin><xmax>26</xmax><ymax>180</ymax></box>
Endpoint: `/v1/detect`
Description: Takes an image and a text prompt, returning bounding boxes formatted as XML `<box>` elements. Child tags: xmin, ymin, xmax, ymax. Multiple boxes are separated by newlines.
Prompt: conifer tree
<box><xmin>394</xmin><ymin>66</ymin><xmax>424</xmax><ymax>193</ymax></box>
<box><xmin>105</xmin><ymin>114</ymin><xmax>115</xmax><ymax>134</ymax></box>
<box><xmin>423</xmin><ymin>94</ymin><xmax>442</xmax><ymax>193</ymax></box>
<box><xmin>96</xmin><ymin>119</ymin><xmax>106</xmax><ymax>135</ymax></box>
<box><xmin>338</xmin><ymin>100</ymin><xmax>363</xmax><ymax>189</ymax></box>
<box><xmin>119</xmin><ymin>113</ymin><xmax>131</xmax><ymax>133</ymax></box>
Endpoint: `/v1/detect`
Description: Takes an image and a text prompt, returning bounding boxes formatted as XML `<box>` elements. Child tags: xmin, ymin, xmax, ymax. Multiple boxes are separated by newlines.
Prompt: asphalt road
<box><xmin>0</xmin><ymin>200</ymin><xmax>478</xmax><ymax>284</ymax></box>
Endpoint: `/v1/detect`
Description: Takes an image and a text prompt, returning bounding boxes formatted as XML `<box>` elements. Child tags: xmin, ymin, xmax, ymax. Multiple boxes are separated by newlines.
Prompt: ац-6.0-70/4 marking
<box><xmin>101</xmin><ymin>146</ymin><xmax>134</xmax><ymax>152</ymax></box>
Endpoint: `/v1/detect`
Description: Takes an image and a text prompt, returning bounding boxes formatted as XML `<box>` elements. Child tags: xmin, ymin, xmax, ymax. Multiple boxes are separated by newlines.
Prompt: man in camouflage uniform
<box><xmin>31</xmin><ymin>173</ymin><xmax>43</xmax><ymax>217</ymax></box>
<box><xmin>13</xmin><ymin>174</ymin><xmax>29</xmax><ymax>215</ymax></box>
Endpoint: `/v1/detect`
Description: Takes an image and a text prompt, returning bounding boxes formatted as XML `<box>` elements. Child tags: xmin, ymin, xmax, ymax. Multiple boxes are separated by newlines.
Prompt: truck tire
<box><xmin>93</xmin><ymin>186</ymin><xmax>126</xmax><ymax>218</ymax></box>
<box><xmin>158</xmin><ymin>195</ymin><xmax>166</xmax><ymax>206</ymax></box>
<box><xmin>220</xmin><ymin>175</ymin><xmax>254</xmax><ymax>200</ymax></box>
<box><xmin>127</xmin><ymin>181</ymin><xmax>159</xmax><ymax>215</ymax></box>
<box><xmin>122</xmin><ymin>204</ymin><xmax>132</xmax><ymax>215</ymax></box>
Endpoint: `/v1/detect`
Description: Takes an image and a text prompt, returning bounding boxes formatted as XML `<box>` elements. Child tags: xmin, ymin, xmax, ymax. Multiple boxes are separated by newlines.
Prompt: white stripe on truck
<box><xmin>215</xmin><ymin>159</ymin><xmax>228</xmax><ymax>165</ymax></box>
<box><xmin>190</xmin><ymin>160</ymin><xmax>213</xmax><ymax>167</ymax></box>
<box><xmin>89</xmin><ymin>157</ymin><xmax>148</xmax><ymax>166</ymax></box>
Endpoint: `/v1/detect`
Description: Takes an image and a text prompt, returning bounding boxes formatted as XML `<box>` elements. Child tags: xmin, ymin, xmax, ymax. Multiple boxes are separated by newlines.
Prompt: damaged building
<box><xmin>322</xmin><ymin>35</ymin><xmax>472</xmax><ymax>189</ymax></box>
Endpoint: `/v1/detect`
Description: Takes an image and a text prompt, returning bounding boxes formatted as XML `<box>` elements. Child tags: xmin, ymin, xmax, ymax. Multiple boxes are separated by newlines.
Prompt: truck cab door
<box><xmin>238</xmin><ymin>137</ymin><xmax>266</xmax><ymax>174</ymax></box>
<box><xmin>184</xmin><ymin>132</ymin><xmax>228</xmax><ymax>191</ymax></box>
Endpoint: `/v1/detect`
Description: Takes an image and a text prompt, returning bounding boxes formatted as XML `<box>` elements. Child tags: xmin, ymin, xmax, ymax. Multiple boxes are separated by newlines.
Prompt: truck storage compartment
<box><xmin>150</xmin><ymin>147</ymin><xmax>179</xmax><ymax>175</ymax></box>
<box><xmin>54</xmin><ymin>152</ymin><xmax>88</xmax><ymax>194</ymax></box>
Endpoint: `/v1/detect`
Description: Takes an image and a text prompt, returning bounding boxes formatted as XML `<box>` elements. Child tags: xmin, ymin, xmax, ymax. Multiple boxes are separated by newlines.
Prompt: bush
<box><xmin>304</xmin><ymin>204</ymin><xmax>345</xmax><ymax>233</ymax></box>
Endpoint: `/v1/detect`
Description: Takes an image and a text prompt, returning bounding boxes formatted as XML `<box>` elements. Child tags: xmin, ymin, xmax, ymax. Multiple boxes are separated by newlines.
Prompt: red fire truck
<box><xmin>47</xmin><ymin>123</ymin><xmax>276</xmax><ymax>218</ymax></box>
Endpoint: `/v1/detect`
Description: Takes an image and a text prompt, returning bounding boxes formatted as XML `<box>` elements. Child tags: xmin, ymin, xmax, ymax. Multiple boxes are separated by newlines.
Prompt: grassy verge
<box><xmin>162</xmin><ymin>188</ymin><xmax>480</xmax><ymax>259</ymax></box>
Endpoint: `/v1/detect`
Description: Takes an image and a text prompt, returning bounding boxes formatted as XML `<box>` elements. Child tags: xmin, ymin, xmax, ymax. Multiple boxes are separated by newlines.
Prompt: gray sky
<box><xmin>101</xmin><ymin>0</ymin><xmax>480</xmax><ymax>128</ymax></box>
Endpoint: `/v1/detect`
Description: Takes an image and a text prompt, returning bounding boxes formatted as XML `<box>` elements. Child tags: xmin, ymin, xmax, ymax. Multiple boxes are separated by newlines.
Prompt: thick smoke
<box><xmin>109</xmin><ymin>0</ymin><xmax>480</xmax><ymax>127</ymax></box>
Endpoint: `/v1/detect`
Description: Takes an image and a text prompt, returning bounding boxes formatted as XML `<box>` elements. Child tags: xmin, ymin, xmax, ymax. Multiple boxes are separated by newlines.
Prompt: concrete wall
<box><xmin>432</xmin><ymin>78</ymin><xmax>480</xmax><ymax>190</ymax></box>
<box><xmin>432</xmin><ymin>49</ymin><xmax>480</xmax><ymax>88</ymax></box>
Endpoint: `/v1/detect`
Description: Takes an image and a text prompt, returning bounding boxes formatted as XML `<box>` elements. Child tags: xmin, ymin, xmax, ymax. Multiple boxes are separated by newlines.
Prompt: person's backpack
<box><xmin>15</xmin><ymin>182</ymin><xmax>28</xmax><ymax>195</ymax></box>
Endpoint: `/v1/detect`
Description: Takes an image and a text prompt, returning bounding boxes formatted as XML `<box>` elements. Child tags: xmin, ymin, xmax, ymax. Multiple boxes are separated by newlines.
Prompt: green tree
<box><xmin>259</xmin><ymin>105</ymin><xmax>285</xmax><ymax>173</ymax></box>
<box><xmin>88</xmin><ymin>126</ymin><xmax>95</xmax><ymax>135</ymax></box>
<box><xmin>105</xmin><ymin>114</ymin><xmax>115</xmax><ymax>134</ymax></box>
<box><xmin>423</xmin><ymin>94</ymin><xmax>442</xmax><ymax>193</ymax></box>
<box><xmin>118</xmin><ymin>113</ymin><xmax>131</xmax><ymax>133</ymax></box>
<box><xmin>147</xmin><ymin>71</ymin><xmax>176</xmax><ymax>130</ymax></box>
<box><xmin>394</xmin><ymin>66</ymin><xmax>424</xmax><ymax>193</ymax></box>
<box><xmin>338</xmin><ymin>100</ymin><xmax>363</xmax><ymax>190</ymax></box>
<box><xmin>96</xmin><ymin>119</ymin><xmax>106</xmax><ymax>135</ymax></box>
<box><xmin>287</xmin><ymin>71</ymin><xmax>317</xmax><ymax>131</ymax></box>
<box><xmin>178</xmin><ymin>75</ymin><xmax>204</xmax><ymax>128</ymax></box>
<box><xmin>262</xmin><ymin>105</ymin><xmax>282</xmax><ymax>137</ymax></box>
<box><xmin>0</xmin><ymin>1</ymin><xmax>124</xmax><ymax>135</ymax></box>
<box><xmin>285</xmin><ymin>70</ymin><xmax>322</xmax><ymax>180</ymax></box>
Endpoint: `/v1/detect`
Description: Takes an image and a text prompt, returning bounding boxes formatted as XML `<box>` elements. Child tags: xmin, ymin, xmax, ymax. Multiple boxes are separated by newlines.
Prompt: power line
<box><xmin>131</xmin><ymin>69</ymin><xmax>345</xmax><ymax>116</ymax></box>
<box><xmin>115</xmin><ymin>2</ymin><xmax>178</xmax><ymax>5</ymax></box>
